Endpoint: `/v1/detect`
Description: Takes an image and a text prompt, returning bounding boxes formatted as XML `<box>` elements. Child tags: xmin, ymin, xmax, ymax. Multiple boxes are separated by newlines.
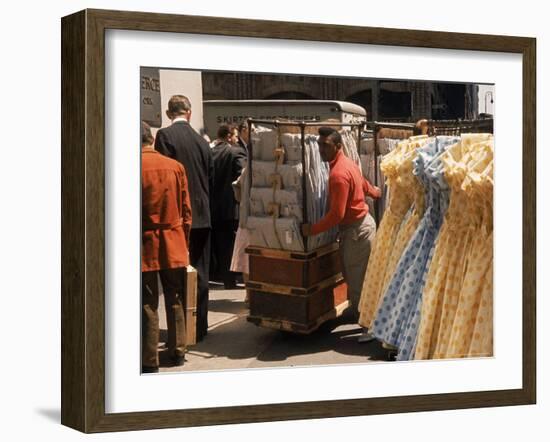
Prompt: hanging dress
<box><xmin>444</xmin><ymin>143</ymin><xmax>494</xmax><ymax>358</ymax></box>
<box><xmin>378</xmin><ymin>138</ymin><xmax>430</xmax><ymax>308</ymax></box>
<box><xmin>371</xmin><ymin>136</ymin><xmax>458</xmax><ymax>360</ymax></box>
<box><xmin>359</xmin><ymin>136</ymin><xmax>429</xmax><ymax>330</ymax></box>
<box><xmin>466</xmin><ymin>160</ymin><xmax>494</xmax><ymax>357</ymax></box>
<box><xmin>415</xmin><ymin>136</ymin><xmax>493</xmax><ymax>359</ymax></box>
<box><xmin>357</xmin><ymin>140</ymin><xmax>417</xmax><ymax>329</ymax></box>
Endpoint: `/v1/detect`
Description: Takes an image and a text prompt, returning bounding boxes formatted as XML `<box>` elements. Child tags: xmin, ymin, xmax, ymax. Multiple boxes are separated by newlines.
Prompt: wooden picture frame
<box><xmin>61</xmin><ymin>8</ymin><xmax>536</xmax><ymax>433</ymax></box>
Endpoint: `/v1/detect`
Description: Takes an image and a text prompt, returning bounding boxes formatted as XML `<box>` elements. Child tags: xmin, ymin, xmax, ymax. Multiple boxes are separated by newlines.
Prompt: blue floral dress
<box><xmin>372</xmin><ymin>136</ymin><xmax>459</xmax><ymax>360</ymax></box>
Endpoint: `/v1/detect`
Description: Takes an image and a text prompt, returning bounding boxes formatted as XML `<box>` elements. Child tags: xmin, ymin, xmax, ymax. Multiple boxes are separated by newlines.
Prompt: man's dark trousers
<box><xmin>190</xmin><ymin>228</ymin><xmax>211</xmax><ymax>341</ymax></box>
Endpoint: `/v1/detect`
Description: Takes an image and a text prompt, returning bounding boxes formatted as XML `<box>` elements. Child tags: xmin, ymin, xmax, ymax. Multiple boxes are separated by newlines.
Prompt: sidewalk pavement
<box><xmin>157</xmin><ymin>285</ymin><xmax>391</xmax><ymax>373</ymax></box>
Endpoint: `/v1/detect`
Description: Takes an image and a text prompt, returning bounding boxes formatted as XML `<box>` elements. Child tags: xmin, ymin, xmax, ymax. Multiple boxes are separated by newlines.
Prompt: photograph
<box><xmin>58</xmin><ymin>6</ymin><xmax>537</xmax><ymax>433</ymax></box>
<box><xmin>140</xmin><ymin>67</ymin><xmax>495</xmax><ymax>374</ymax></box>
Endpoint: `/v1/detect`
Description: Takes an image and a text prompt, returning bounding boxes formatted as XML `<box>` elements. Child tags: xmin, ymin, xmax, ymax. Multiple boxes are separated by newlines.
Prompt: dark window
<box><xmin>379</xmin><ymin>90</ymin><xmax>412</xmax><ymax>119</ymax></box>
<box><xmin>345</xmin><ymin>89</ymin><xmax>372</xmax><ymax>119</ymax></box>
<box><xmin>432</xmin><ymin>84</ymin><xmax>466</xmax><ymax>119</ymax></box>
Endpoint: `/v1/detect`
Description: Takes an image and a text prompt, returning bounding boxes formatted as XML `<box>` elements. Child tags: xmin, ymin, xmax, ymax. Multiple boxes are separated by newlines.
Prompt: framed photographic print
<box><xmin>61</xmin><ymin>8</ymin><xmax>536</xmax><ymax>433</ymax></box>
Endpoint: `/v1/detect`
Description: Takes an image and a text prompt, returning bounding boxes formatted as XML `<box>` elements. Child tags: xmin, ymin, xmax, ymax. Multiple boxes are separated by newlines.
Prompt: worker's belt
<box><xmin>338</xmin><ymin>215</ymin><xmax>367</xmax><ymax>232</ymax></box>
<box><xmin>143</xmin><ymin>218</ymin><xmax>183</xmax><ymax>231</ymax></box>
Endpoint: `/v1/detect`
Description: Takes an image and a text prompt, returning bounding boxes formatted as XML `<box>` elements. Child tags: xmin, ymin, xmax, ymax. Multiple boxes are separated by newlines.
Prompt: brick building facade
<box><xmin>202</xmin><ymin>72</ymin><xmax>479</xmax><ymax>121</ymax></box>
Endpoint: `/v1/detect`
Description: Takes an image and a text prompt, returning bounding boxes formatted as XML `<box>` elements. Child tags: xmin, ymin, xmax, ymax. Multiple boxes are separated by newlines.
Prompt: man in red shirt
<box><xmin>141</xmin><ymin>122</ymin><xmax>192</xmax><ymax>373</ymax></box>
<box><xmin>301</xmin><ymin>127</ymin><xmax>380</xmax><ymax>321</ymax></box>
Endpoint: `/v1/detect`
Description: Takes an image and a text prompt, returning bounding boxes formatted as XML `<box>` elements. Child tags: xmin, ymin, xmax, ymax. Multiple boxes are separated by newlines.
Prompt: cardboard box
<box><xmin>185</xmin><ymin>266</ymin><xmax>197</xmax><ymax>345</ymax></box>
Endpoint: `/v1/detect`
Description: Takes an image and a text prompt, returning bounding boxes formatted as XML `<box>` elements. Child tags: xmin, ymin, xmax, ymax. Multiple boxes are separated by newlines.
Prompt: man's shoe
<box><xmin>357</xmin><ymin>327</ymin><xmax>376</xmax><ymax>343</ymax></box>
<box><xmin>142</xmin><ymin>365</ymin><xmax>159</xmax><ymax>374</ymax></box>
<box><xmin>171</xmin><ymin>355</ymin><xmax>185</xmax><ymax>367</ymax></box>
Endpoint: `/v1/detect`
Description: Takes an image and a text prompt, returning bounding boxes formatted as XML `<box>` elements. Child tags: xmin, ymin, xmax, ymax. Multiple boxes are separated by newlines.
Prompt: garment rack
<box><xmin>246</xmin><ymin>118</ymin><xmax>363</xmax><ymax>253</ymax></box>
<box><xmin>428</xmin><ymin>118</ymin><xmax>494</xmax><ymax>136</ymax></box>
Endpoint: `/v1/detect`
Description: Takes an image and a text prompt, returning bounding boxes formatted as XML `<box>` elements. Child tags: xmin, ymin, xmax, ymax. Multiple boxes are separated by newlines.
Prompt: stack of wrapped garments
<box><xmin>246</xmin><ymin>127</ymin><xmax>341</xmax><ymax>252</ymax></box>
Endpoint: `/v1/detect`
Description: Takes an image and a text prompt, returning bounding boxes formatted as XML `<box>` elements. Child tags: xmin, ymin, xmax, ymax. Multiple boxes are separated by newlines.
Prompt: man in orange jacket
<box><xmin>141</xmin><ymin>122</ymin><xmax>192</xmax><ymax>373</ymax></box>
<box><xmin>301</xmin><ymin>127</ymin><xmax>380</xmax><ymax>319</ymax></box>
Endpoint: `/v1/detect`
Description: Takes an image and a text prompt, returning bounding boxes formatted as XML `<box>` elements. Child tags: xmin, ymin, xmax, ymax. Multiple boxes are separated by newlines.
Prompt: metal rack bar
<box><xmin>247</xmin><ymin>118</ymin><xmax>253</xmax><ymax>220</ymax></box>
<box><xmin>373</xmin><ymin>121</ymin><xmax>415</xmax><ymax>131</ymax></box>
<box><xmin>248</xmin><ymin>118</ymin><xmax>364</xmax><ymax>128</ymax></box>
<box><xmin>427</xmin><ymin>118</ymin><xmax>494</xmax><ymax>136</ymax></box>
<box><xmin>300</xmin><ymin>123</ymin><xmax>308</xmax><ymax>253</ymax></box>
<box><xmin>373</xmin><ymin>125</ymin><xmax>380</xmax><ymax>224</ymax></box>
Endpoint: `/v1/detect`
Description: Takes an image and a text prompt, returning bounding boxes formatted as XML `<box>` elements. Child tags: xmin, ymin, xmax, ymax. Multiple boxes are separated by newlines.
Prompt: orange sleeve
<box><xmin>363</xmin><ymin>177</ymin><xmax>381</xmax><ymax>199</ymax></box>
<box><xmin>310</xmin><ymin>177</ymin><xmax>349</xmax><ymax>235</ymax></box>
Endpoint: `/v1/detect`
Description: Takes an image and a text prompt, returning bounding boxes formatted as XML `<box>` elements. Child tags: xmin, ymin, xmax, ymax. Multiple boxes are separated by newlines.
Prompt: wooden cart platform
<box><xmin>247</xmin><ymin>298</ymin><xmax>349</xmax><ymax>334</ymax></box>
<box><xmin>245</xmin><ymin>243</ymin><xmax>349</xmax><ymax>334</ymax></box>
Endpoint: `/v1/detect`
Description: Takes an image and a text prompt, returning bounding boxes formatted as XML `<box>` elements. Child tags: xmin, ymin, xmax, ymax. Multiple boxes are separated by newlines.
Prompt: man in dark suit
<box><xmin>210</xmin><ymin>124</ymin><xmax>247</xmax><ymax>289</ymax></box>
<box><xmin>155</xmin><ymin>95</ymin><xmax>214</xmax><ymax>342</ymax></box>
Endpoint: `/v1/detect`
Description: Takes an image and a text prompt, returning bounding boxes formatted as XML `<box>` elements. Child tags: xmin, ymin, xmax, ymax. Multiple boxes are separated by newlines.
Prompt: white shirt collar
<box><xmin>172</xmin><ymin>116</ymin><xmax>189</xmax><ymax>124</ymax></box>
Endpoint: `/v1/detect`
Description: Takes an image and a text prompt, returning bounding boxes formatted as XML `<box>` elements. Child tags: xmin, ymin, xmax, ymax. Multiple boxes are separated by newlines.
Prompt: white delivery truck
<box><xmin>203</xmin><ymin>100</ymin><xmax>367</xmax><ymax>139</ymax></box>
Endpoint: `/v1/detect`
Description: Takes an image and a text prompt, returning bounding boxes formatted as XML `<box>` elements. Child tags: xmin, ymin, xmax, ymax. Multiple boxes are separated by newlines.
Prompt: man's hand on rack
<box><xmin>301</xmin><ymin>223</ymin><xmax>312</xmax><ymax>237</ymax></box>
<box><xmin>363</xmin><ymin>177</ymin><xmax>382</xmax><ymax>199</ymax></box>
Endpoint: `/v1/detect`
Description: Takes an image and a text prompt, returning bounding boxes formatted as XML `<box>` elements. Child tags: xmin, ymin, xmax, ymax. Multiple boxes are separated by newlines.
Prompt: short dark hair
<box><xmin>217</xmin><ymin>124</ymin><xmax>234</xmax><ymax>140</ymax></box>
<box><xmin>413</xmin><ymin>119</ymin><xmax>428</xmax><ymax>135</ymax></box>
<box><xmin>167</xmin><ymin>95</ymin><xmax>192</xmax><ymax>115</ymax></box>
<box><xmin>318</xmin><ymin>126</ymin><xmax>342</xmax><ymax>145</ymax></box>
<box><xmin>141</xmin><ymin>121</ymin><xmax>154</xmax><ymax>146</ymax></box>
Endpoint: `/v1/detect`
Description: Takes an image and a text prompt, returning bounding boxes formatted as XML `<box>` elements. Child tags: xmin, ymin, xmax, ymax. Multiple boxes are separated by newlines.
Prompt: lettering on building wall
<box><xmin>140</xmin><ymin>68</ymin><xmax>162</xmax><ymax>128</ymax></box>
<box><xmin>141</xmin><ymin>76</ymin><xmax>160</xmax><ymax>92</ymax></box>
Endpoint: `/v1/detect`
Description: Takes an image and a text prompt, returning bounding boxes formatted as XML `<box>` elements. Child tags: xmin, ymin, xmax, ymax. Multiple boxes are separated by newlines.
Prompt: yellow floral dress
<box><xmin>415</xmin><ymin>136</ymin><xmax>493</xmax><ymax>359</ymax></box>
<box><xmin>358</xmin><ymin>145</ymin><xmax>412</xmax><ymax>328</ymax></box>
<box><xmin>358</xmin><ymin>136</ymin><xmax>428</xmax><ymax>329</ymax></box>
<box><xmin>445</xmin><ymin>151</ymin><xmax>494</xmax><ymax>358</ymax></box>
<box><xmin>376</xmin><ymin>138</ymin><xmax>429</xmax><ymax>314</ymax></box>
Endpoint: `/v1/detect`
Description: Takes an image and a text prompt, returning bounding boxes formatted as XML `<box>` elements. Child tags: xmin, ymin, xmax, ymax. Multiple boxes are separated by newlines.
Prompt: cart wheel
<box><xmin>317</xmin><ymin>319</ymin><xmax>335</xmax><ymax>334</ymax></box>
<box><xmin>279</xmin><ymin>329</ymin><xmax>295</xmax><ymax>338</ymax></box>
<box><xmin>386</xmin><ymin>350</ymin><xmax>397</xmax><ymax>362</ymax></box>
